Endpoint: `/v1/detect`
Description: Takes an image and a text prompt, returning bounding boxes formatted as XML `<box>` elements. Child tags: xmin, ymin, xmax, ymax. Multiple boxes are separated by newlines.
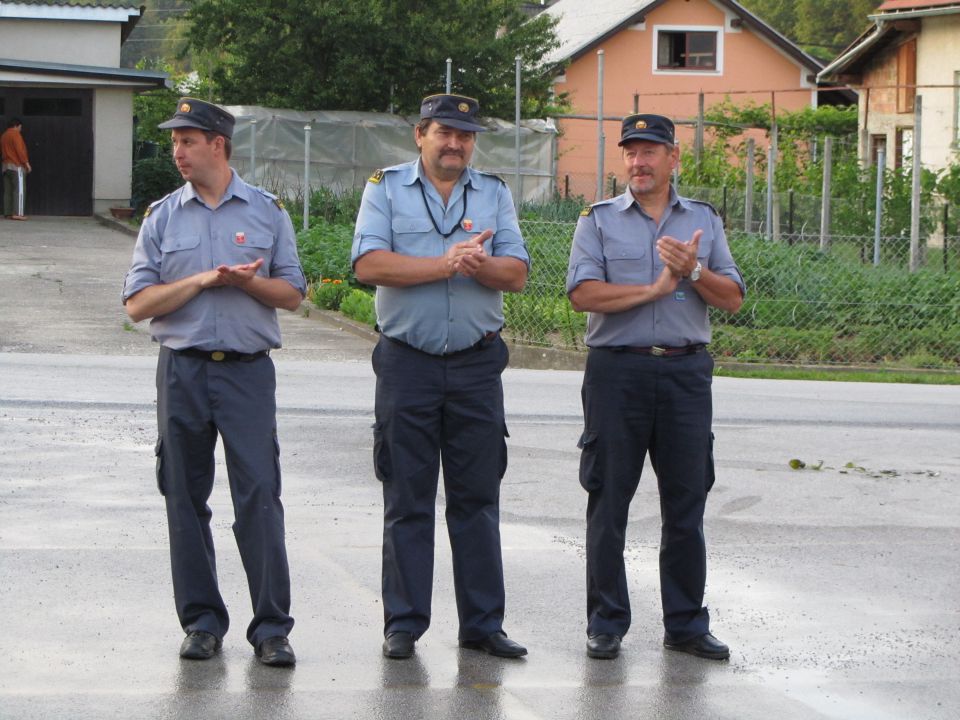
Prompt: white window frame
<box><xmin>652</xmin><ymin>25</ymin><xmax>724</xmax><ymax>76</ymax></box>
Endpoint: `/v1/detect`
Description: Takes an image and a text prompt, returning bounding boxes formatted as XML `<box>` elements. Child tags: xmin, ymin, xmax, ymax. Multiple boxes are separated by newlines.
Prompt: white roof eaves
<box><xmin>0</xmin><ymin>2</ymin><xmax>141</xmax><ymax>22</ymax></box>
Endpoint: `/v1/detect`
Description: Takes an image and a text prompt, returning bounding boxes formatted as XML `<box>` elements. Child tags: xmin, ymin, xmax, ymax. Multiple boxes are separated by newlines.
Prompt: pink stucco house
<box><xmin>539</xmin><ymin>0</ymin><xmax>845</xmax><ymax>199</ymax></box>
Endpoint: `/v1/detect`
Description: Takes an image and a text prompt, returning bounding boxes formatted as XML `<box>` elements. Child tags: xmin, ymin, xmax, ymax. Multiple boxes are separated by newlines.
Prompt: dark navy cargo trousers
<box><xmin>155</xmin><ymin>346</ymin><xmax>294</xmax><ymax>648</ymax></box>
<box><xmin>579</xmin><ymin>346</ymin><xmax>715</xmax><ymax>643</ymax></box>
<box><xmin>371</xmin><ymin>334</ymin><xmax>510</xmax><ymax>642</ymax></box>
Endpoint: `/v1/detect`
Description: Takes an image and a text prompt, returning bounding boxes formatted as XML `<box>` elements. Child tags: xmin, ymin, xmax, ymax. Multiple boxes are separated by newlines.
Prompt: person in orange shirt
<box><xmin>2</xmin><ymin>117</ymin><xmax>32</xmax><ymax>220</ymax></box>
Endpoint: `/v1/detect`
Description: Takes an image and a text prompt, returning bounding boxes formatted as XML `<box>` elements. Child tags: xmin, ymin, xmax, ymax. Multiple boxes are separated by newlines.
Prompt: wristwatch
<box><xmin>689</xmin><ymin>261</ymin><xmax>702</xmax><ymax>282</ymax></box>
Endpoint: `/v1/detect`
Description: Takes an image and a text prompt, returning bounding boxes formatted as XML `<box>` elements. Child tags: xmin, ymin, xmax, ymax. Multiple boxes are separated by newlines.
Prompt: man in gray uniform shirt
<box><xmin>353</xmin><ymin>93</ymin><xmax>530</xmax><ymax>660</ymax></box>
<box><xmin>123</xmin><ymin>98</ymin><xmax>305</xmax><ymax>666</ymax></box>
<box><xmin>567</xmin><ymin>114</ymin><xmax>745</xmax><ymax>661</ymax></box>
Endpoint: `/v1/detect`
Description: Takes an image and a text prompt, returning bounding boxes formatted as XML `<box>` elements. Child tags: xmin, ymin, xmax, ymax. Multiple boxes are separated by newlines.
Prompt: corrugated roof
<box><xmin>0</xmin><ymin>1</ymin><xmax>140</xmax><ymax>8</ymax></box>
<box><xmin>540</xmin><ymin>0</ymin><xmax>657</xmax><ymax>66</ymax></box>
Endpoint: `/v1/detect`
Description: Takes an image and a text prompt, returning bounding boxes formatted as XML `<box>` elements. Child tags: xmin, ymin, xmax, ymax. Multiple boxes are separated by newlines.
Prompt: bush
<box><xmin>286</xmin><ymin>187</ymin><xmax>363</xmax><ymax>226</ymax></box>
<box><xmin>131</xmin><ymin>156</ymin><xmax>182</xmax><ymax>215</ymax></box>
<box><xmin>296</xmin><ymin>219</ymin><xmax>355</xmax><ymax>284</ymax></box>
<box><xmin>310</xmin><ymin>279</ymin><xmax>350</xmax><ymax>310</ymax></box>
<box><xmin>340</xmin><ymin>289</ymin><xmax>376</xmax><ymax>327</ymax></box>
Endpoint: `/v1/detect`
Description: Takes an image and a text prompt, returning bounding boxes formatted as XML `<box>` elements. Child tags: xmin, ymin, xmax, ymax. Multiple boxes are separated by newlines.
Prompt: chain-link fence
<box><xmin>503</xmin><ymin>218</ymin><xmax>960</xmax><ymax>371</ymax></box>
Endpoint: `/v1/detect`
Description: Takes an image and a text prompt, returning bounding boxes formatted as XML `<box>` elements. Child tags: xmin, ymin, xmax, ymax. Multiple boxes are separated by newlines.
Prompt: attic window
<box><xmin>657</xmin><ymin>30</ymin><xmax>717</xmax><ymax>70</ymax></box>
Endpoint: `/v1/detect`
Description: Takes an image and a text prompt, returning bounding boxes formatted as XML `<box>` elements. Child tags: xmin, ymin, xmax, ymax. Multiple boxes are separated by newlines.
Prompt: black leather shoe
<box><xmin>256</xmin><ymin>636</ymin><xmax>296</xmax><ymax>667</ymax></box>
<box><xmin>460</xmin><ymin>631</ymin><xmax>527</xmax><ymax>658</ymax></box>
<box><xmin>663</xmin><ymin>632</ymin><xmax>730</xmax><ymax>660</ymax></box>
<box><xmin>382</xmin><ymin>631</ymin><xmax>415</xmax><ymax>659</ymax></box>
<box><xmin>179</xmin><ymin>631</ymin><xmax>222</xmax><ymax>660</ymax></box>
<box><xmin>586</xmin><ymin>633</ymin><xmax>621</xmax><ymax>659</ymax></box>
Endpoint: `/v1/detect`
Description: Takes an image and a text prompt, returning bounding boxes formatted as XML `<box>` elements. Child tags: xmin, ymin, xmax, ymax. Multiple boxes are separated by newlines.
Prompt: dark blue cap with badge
<box><xmin>158</xmin><ymin>97</ymin><xmax>235</xmax><ymax>139</ymax></box>
<box><xmin>420</xmin><ymin>93</ymin><xmax>486</xmax><ymax>133</ymax></box>
<box><xmin>618</xmin><ymin>113</ymin><xmax>675</xmax><ymax>147</ymax></box>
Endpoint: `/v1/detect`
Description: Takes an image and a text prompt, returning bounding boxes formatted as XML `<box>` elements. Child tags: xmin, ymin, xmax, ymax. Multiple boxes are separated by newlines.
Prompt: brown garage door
<box><xmin>1</xmin><ymin>87</ymin><xmax>94</xmax><ymax>216</ymax></box>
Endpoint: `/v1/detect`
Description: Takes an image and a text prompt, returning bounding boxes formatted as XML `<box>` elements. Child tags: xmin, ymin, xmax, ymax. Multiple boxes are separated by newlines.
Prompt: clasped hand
<box><xmin>200</xmin><ymin>257</ymin><xmax>264</xmax><ymax>288</ymax></box>
<box><xmin>656</xmin><ymin>229</ymin><xmax>702</xmax><ymax>278</ymax></box>
<box><xmin>445</xmin><ymin>229</ymin><xmax>493</xmax><ymax>278</ymax></box>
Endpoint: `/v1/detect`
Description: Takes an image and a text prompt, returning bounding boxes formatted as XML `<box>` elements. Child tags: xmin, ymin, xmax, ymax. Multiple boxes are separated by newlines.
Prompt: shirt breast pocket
<box><xmin>602</xmin><ymin>243</ymin><xmax>649</xmax><ymax>285</ymax></box>
<box><xmin>391</xmin><ymin>216</ymin><xmax>441</xmax><ymax>257</ymax></box>
<box><xmin>232</xmin><ymin>232</ymin><xmax>274</xmax><ymax>270</ymax></box>
<box><xmin>158</xmin><ymin>234</ymin><xmax>202</xmax><ymax>283</ymax></box>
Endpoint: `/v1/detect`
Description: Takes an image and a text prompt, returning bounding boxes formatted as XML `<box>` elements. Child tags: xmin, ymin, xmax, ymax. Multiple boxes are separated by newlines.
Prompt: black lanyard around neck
<box><xmin>418</xmin><ymin>179</ymin><xmax>469</xmax><ymax>239</ymax></box>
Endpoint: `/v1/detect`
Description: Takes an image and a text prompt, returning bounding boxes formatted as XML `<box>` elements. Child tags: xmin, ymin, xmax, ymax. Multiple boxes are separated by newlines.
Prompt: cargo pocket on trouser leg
<box><xmin>272</xmin><ymin>430</ymin><xmax>282</xmax><ymax>497</ymax></box>
<box><xmin>372</xmin><ymin>422</ymin><xmax>390</xmax><ymax>483</ymax></box>
<box><xmin>577</xmin><ymin>430</ymin><xmax>601</xmax><ymax>491</ymax></box>
<box><xmin>706</xmin><ymin>431</ymin><xmax>716</xmax><ymax>493</ymax></box>
<box><xmin>498</xmin><ymin>423</ymin><xmax>510</xmax><ymax>480</ymax></box>
<box><xmin>154</xmin><ymin>437</ymin><xmax>166</xmax><ymax>496</ymax></box>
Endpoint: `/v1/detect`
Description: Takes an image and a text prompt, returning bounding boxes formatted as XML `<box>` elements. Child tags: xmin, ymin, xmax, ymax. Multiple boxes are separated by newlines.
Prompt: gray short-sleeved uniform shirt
<box><xmin>567</xmin><ymin>187</ymin><xmax>745</xmax><ymax>348</ymax></box>
<box><xmin>123</xmin><ymin>169</ymin><xmax>307</xmax><ymax>353</ymax></box>
<box><xmin>351</xmin><ymin>159</ymin><xmax>529</xmax><ymax>355</ymax></box>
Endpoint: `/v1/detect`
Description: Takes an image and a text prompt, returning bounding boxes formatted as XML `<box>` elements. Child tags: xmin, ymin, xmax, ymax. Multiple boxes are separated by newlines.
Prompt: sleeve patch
<box><xmin>368</xmin><ymin>169</ymin><xmax>384</xmax><ymax>184</ymax></box>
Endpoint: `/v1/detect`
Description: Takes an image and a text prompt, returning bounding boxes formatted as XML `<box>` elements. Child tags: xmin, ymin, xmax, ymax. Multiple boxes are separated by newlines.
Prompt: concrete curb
<box><xmin>94</xmin><ymin>211</ymin><xmax>139</xmax><ymax>238</ymax></box>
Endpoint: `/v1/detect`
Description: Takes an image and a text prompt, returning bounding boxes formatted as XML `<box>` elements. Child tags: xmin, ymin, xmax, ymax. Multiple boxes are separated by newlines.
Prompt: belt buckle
<box><xmin>651</xmin><ymin>346</ymin><xmax>667</xmax><ymax>357</ymax></box>
<box><xmin>211</xmin><ymin>351</ymin><xmax>225</xmax><ymax>361</ymax></box>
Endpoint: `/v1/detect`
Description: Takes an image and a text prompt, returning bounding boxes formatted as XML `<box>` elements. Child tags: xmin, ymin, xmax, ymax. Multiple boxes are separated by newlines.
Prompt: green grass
<box><xmin>713</xmin><ymin>364</ymin><xmax>960</xmax><ymax>384</ymax></box>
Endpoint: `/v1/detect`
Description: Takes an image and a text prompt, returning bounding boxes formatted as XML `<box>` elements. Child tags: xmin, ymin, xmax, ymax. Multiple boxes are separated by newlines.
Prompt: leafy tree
<box><xmin>739</xmin><ymin>0</ymin><xmax>882</xmax><ymax>61</ymax></box>
<box><xmin>185</xmin><ymin>0</ymin><xmax>562</xmax><ymax>117</ymax></box>
<box><xmin>122</xmin><ymin>1</ymin><xmax>192</xmax><ymax>69</ymax></box>
<box><xmin>132</xmin><ymin>61</ymin><xmax>215</xmax><ymax>149</ymax></box>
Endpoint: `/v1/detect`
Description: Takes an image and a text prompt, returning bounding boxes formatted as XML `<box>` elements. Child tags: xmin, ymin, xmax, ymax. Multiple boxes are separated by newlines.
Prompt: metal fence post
<box><xmin>820</xmin><ymin>136</ymin><xmax>833</xmax><ymax>252</ymax></box>
<box><xmin>910</xmin><ymin>96</ymin><xmax>922</xmax><ymax>272</ymax></box>
<box><xmin>765</xmin><ymin>144</ymin><xmax>774</xmax><ymax>240</ymax></box>
<box><xmin>249</xmin><ymin>118</ymin><xmax>257</xmax><ymax>185</ymax></box>
<box><xmin>745</xmin><ymin>138</ymin><xmax>754</xmax><ymax>233</ymax></box>
<box><xmin>788</xmin><ymin>188</ymin><xmax>794</xmax><ymax>238</ymax></box>
<box><xmin>771</xmin><ymin>124</ymin><xmax>779</xmax><ymax>242</ymax></box>
<box><xmin>695</xmin><ymin>92</ymin><xmax>704</xmax><ymax>174</ymax></box>
<box><xmin>874</xmin><ymin>148</ymin><xmax>885</xmax><ymax>266</ymax></box>
<box><xmin>515</xmin><ymin>55</ymin><xmax>522</xmax><ymax>213</ymax></box>
<box><xmin>596</xmin><ymin>49</ymin><xmax>605</xmax><ymax>202</ymax></box>
<box><xmin>446</xmin><ymin>58</ymin><xmax>452</xmax><ymax>94</ymax></box>
<box><xmin>303</xmin><ymin>124</ymin><xmax>311</xmax><ymax>231</ymax></box>
<box><xmin>943</xmin><ymin>203</ymin><xmax>949</xmax><ymax>274</ymax></box>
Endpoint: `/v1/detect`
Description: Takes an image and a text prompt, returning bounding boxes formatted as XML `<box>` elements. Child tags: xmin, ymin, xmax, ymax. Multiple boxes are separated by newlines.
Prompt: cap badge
<box><xmin>635</xmin><ymin>120</ymin><xmax>647</xmax><ymax>129</ymax></box>
<box><xmin>458</xmin><ymin>102</ymin><xmax>470</xmax><ymax>113</ymax></box>
<box><xmin>180</xmin><ymin>102</ymin><xmax>191</xmax><ymax>113</ymax></box>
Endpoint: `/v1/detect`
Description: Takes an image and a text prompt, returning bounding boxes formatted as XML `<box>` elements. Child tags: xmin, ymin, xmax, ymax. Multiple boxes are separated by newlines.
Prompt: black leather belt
<box><xmin>173</xmin><ymin>348</ymin><xmax>269</xmax><ymax>362</ymax></box>
<box><xmin>384</xmin><ymin>331</ymin><xmax>499</xmax><ymax>357</ymax></box>
<box><xmin>615</xmin><ymin>344</ymin><xmax>705</xmax><ymax>357</ymax></box>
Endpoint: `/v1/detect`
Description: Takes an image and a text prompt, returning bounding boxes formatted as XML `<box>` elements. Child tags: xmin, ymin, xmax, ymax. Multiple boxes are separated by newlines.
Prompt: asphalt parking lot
<box><xmin>1</xmin><ymin>216</ymin><xmax>958</xmax><ymax>719</ymax></box>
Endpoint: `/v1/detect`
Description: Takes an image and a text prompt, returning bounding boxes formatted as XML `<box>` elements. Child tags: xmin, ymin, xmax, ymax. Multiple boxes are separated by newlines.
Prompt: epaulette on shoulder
<box><xmin>476</xmin><ymin>169</ymin><xmax>507</xmax><ymax>185</ymax></box>
<box><xmin>688</xmin><ymin>198</ymin><xmax>720</xmax><ymax>216</ymax></box>
<box><xmin>142</xmin><ymin>193</ymin><xmax>170</xmax><ymax>218</ymax></box>
<box><xmin>252</xmin><ymin>186</ymin><xmax>285</xmax><ymax>210</ymax></box>
<box><xmin>580</xmin><ymin>198</ymin><xmax>615</xmax><ymax>217</ymax></box>
<box><xmin>368</xmin><ymin>169</ymin><xmax>385</xmax><ymax>184</ymax></box>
